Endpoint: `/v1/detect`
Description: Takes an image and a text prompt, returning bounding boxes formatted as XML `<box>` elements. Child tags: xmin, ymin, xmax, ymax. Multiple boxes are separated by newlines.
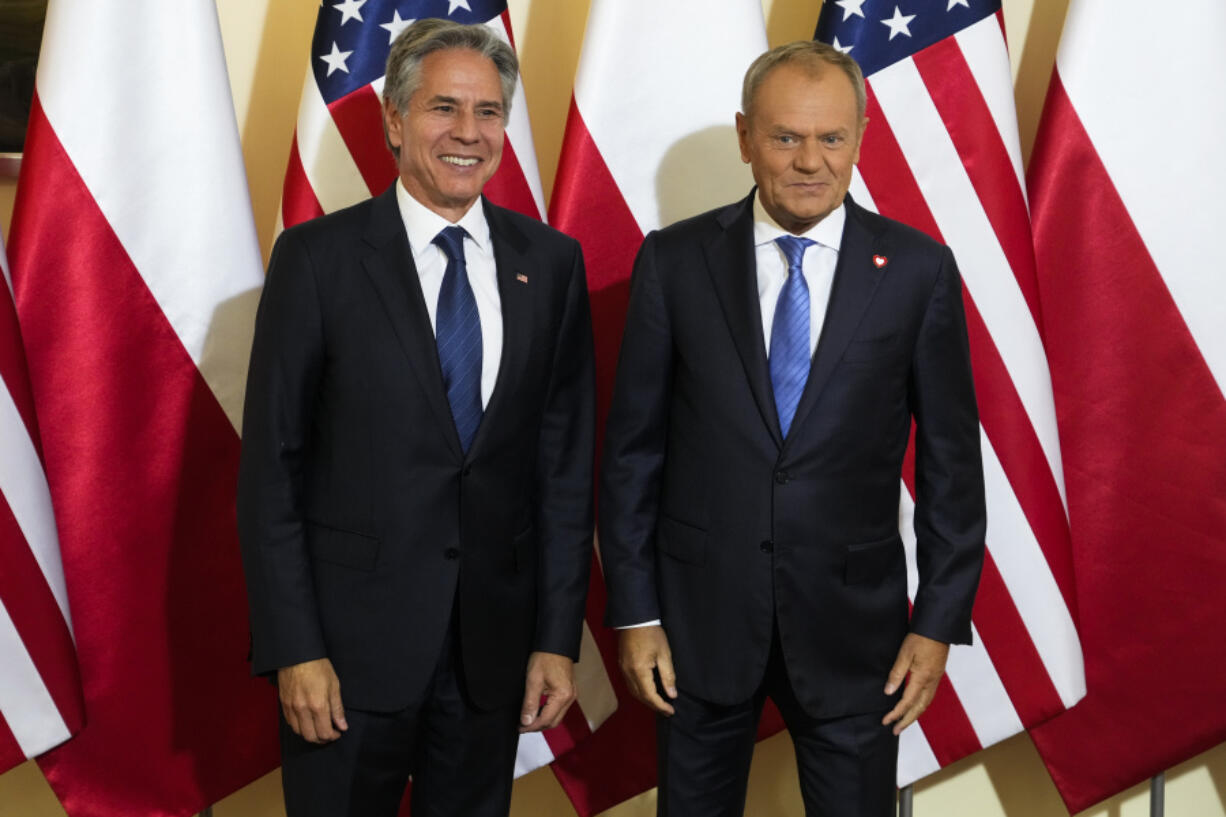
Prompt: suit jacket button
<box><xmin>444</xmin><ymin>547</ymin><xmax>460</xmax><ymax>560</ymax></box>
<box><xmin>774</xmin><ymin>470</ymin><xmax>790</xmax><ymax>484</ymax></box>
<box><xmin>760</xmin><ymin>540</ymin><xmax>774</xmax><ymax>553</ymax></box>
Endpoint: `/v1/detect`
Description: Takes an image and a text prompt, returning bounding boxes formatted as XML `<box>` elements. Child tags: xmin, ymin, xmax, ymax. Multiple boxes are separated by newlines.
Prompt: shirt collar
<box><xmin>752</xmin><ymin>191</ymin><xmax>846</xmax><ymax>253</ymax></box>
<box><xmin>395</xmin><ymin>180</ymin><xmax>492</xmax><ymax>257</ymax></box>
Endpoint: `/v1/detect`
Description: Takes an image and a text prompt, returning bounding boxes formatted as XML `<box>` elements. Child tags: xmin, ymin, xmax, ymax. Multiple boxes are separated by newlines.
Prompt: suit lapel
<box><xmin>704</xmin><ymin>193</ymin><xmax>784</xmax><ymax>449</ymax></box>
<box><xmin>787</xmin><ymin>197</ymin><xmax>887</xmax><ymax>441</ymax></box>
<box><xmin>360</xmin><ymin>187</ymin><xmax>463</xmax><ymax>458</ymax></box>
<box><xmin>470</xmin><ymin>200</ymin><xmax>533</xmax><ymax>453</ymax></box>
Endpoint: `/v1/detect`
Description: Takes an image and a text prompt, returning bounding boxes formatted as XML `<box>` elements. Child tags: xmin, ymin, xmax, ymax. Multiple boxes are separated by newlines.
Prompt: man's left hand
<box><xmin>881</xmin><ymin>633</ymin><xmax>950</xmax><ymax>735</ymax></box>
<box><xmin>520</xmin><ymin>651</ymin><xmax>576</xmax><ymax>733</ymax></box>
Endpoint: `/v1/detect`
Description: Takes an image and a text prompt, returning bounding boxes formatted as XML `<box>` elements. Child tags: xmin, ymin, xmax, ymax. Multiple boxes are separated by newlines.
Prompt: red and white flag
<box><xmin>547</xmin><ymin>2</ymin><xmax>768</xmax><ymax>813</ymax></box>
<box><xmin>8</xmin><ymin>2</ymin><xmax>278</xmax><ymax>814</ymax></box>
<box><xmin>281</xmin><ymin>1</ymin><xmax>618</xmax><ymax>780</ymax></box>
<box><xmin>1026</xmin><ymin>0</ymin><xmax>1226</xmax><ymax>810</ymax></box>
<box><xmin>0</xmin><ymin>232</ymin><xmax>83</xmax><ymax>774</ymax></box>
<box><xmin>814</xmin><ymin>1</ymin><xmax>1085</xmax><ymax>785</ymax></box>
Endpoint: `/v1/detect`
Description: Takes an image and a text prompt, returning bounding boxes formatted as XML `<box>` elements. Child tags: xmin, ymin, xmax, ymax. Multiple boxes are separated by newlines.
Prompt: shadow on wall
<box><xmin>654</xmin><ymin>125</ymin><xmax>755</xmax><ymax>230</ymax></box>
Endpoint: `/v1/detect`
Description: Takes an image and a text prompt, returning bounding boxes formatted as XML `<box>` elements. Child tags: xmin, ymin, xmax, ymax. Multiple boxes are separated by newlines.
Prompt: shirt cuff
<box><xmin>616</xmin><ymin>619</ymin><xmax>661</xmax><ymax>629</ymax></box>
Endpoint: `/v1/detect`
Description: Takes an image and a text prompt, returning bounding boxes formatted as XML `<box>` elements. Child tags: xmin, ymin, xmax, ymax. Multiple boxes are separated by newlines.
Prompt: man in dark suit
<box><xmin>600</xmin><ymin>40</ymin><xmax>986</xmax><ymax>816</ymax></box>
<box><xmin>237</xmin><ymin>19</ymin><xmax>594</xmax><ymax>817</ymax></box>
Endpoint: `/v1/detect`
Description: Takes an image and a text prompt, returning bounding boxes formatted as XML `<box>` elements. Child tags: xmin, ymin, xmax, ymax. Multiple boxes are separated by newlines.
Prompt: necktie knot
<box><xmin>775</xmin><ymin>234</ymin><xmax>816</xmax><ymax>272</ymax></box>
<box><xmin>433</xmin><ymin>225</ymin><xmax>468</xmax><ymax>264</ymax></box>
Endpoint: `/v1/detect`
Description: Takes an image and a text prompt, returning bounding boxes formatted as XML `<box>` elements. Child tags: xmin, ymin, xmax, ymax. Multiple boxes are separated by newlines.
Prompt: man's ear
<box><xmin>383</xmin><ymin>97</ymin><xmax>404</xmax><ymax>149</ymax></box>
<box><xmin>735</xmin><ymin>112</ymin><xmax>751</xmax><ymax>164</ymax></box>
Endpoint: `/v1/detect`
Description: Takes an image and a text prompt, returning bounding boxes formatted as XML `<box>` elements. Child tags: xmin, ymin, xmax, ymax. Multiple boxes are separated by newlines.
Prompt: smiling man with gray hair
<box><xmin>239</xmin><ymin>18</ymin><xmax>595</xmax><ymax>817</ymax></box>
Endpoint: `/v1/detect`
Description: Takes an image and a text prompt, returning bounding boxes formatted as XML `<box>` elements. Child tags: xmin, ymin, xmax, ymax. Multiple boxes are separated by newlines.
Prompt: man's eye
<box><xmin>477</xmin><ymin>108</ymin><xmax>502</xmax><ymax>119</ymax></box>
<box><xmin>776</xmin><ymin>134</ymin><xmax>797</xmax><ymax>145</ymax></box>
<box><xmin>434</xmin><ymin>105</ymin><xmax>454</xmax><ymax>113</ymax></box>
<box><xmin>822</xmin><ymin>135</ymin><xmax>845</xmax><ymax>146</ymax></box>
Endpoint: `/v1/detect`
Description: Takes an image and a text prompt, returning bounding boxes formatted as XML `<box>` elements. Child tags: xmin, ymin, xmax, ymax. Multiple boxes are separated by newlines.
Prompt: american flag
<box><xmin>281</xmin><ymin>0</ymin><xmax>545</xmax><ymax>230</ymax></box>
<box><xmin>279</xmin><ymin>0</ymin><xmax>618</xmax><ymax>778</ymax></box>
<box><xmin>815</xmin><ymin>0</ymin><xmax>1086</xmax><ymax>784</ymax></box>
<box><xmin>0</xmin><ymin>233</ymin><xmax>83</xmax><ymax>774</ymax></box>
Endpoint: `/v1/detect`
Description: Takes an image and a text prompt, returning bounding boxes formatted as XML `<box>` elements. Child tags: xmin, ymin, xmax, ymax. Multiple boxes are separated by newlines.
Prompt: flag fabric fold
<box><xmin>281</xmin><ymin>0</ymin><xmax>618</xmax><ymax>783</ymax></box>
<box><xmin>0</xmin><ymin>233</ymin><xmax>83</xmax><ymax>774</ymax></box>
<box><xmin>8</xmin><ymin>2</ymin><xmax>277</xmax><ymax>814</ymax></box>
<box><xmin>1026</xmin><ymin>0</ymin><xmax>1226</xmax><ymax>811</ymax></box>
<box><xmin>814</xmin><ymin>0</ymin><xmax>1085</xmax><ymax>787</ymax></box>
<box><xmin>546</xmin><ymin>2</ymin><xmax>768</xmax><ymax>814</ymax></box>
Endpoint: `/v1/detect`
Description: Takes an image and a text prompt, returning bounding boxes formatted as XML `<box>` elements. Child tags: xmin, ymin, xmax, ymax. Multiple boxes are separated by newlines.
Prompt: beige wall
<box><xmin>1</xmin><ymin>1</ymin><xmax>1223</xmax><ymax>815</ymax></box>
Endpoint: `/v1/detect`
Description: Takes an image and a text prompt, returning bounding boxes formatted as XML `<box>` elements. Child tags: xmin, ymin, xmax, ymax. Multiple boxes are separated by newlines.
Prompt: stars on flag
<box><xmin>332</xmin><ymin>0</ymin><xmax>366</xmax><ymax>25</ymax></box>
<box><xmin>832</xmin><ymin>36</ymin><xmax>853</xmax><ymax>54</ymax></box>
<box><xmin>834</xmin><ymin>0</ymin><xmax>867</xmax><ymax>21</ymax></box>
<box><xmin>380</xmin><ymin>10</ymin><xmax>415</xmax><ymax>43</ymax></box>
<box><xmin>319</xmin><ymin>41</ymin><xmax>353</xmax><ymax>75</ymax></box>
<box><xmin>881</xmin><ymin>6</ymin><xmax>917</xmax><ymax>40</ymax></box>
<box><xmin>447</xmin><ymin>0</ymin><xmax>472</xmax><ymax>13</ymax></box>
<box><xmin>948</xmin><ymin>0</ymin><xmax>970</xmax><ymax>9</ymax></box>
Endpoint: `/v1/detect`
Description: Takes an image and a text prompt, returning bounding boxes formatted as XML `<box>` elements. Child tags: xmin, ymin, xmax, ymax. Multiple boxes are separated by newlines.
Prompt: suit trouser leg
<box><xmin>764</xmin><ymin>630</ymin><xmax>898</xmax><ymax>817</ymax></box>
<box><xmin>656</xmin><ymin>625</ymin><xmax>898</xmax><ymax>817</ymax></box>
<box><xmin>655</xmin><ymin>685</ymin><xmax>766</xmax><ymax>817</ymax></box>
<box><xmin>279</xmin><ymin>618</ymin><xmax>520</xmax><ymax>817</ymax></box>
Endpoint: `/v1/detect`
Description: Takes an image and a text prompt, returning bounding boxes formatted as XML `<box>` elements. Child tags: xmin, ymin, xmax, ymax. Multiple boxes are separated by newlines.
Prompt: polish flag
<box><xmin>8</xmin><ymin>2</ymin><xmax>279</xmax><ymax>815</ymax></box>
<box><xmin>1026</xmin><ymin>0</ymin><xmax>1226</xmax><ymax>811</ymax></box>
<box><xmin>546</xmin><ymin>2</ymin><xmax>767</xmax><ymax>813</ymax></box>
<box><xmin>0</xmin><ymin>232</ymin><xmax>83</xmax><ymax>773</ymax></box>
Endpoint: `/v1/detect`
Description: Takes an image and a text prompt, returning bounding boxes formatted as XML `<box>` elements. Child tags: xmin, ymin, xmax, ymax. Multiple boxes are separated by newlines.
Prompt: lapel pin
<box><xmin>872</xmin><ymin>254</ymin><xmax>888</xmax><ymax>268</ymax></box>
<box><xmin>516</xmin><ymin>273</ymin><xmax>529</xmax><ymax>284</ymax></box>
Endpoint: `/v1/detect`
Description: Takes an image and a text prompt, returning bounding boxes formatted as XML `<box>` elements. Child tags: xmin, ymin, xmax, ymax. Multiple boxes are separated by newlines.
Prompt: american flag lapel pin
<box><xmin>516</xmin><ymin>273</ymin><xmax>529</xmax><ymax>284</ymax></box>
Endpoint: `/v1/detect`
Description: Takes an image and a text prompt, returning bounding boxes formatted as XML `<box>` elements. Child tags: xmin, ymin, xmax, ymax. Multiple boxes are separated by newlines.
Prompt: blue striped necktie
<box><xmin>769</xmin><ymin>235</ymin><xmax>816</xmax><ymax>438</ymax></box>
<box><xmin>433</xmin><ymin>226</ymin><xmax>483</xmax><ymax>452</ymax></box>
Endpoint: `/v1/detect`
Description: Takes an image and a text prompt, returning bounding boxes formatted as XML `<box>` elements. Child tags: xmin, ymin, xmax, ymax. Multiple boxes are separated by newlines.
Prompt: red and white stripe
<box><xmin>280</xmin><ymin>11</ymin><xmax>617</xmax><ymax>780</ymax></box>
<box><xmin>8</xmin><ymin>2</ymin><xmax>279</xmax><ymax>814</ymax></box>
<box><xmin>1026</xmin><ymin>1</ymin><xmax>1226</xmax><ymax>811</ymax></box>
<box><xmin>0</xmin><ymin>234</ymin><xmax>82</xmax><ymax>774</ymax></box>
<box><xmin>854</xmin><ymin>11</ymin><xmax>1084</xmax><ymax>785</ymax></box>
<box><xmin>546</xmin><ymin>3</ymin><xmax>768</xmax><ymax>814</ymax></box>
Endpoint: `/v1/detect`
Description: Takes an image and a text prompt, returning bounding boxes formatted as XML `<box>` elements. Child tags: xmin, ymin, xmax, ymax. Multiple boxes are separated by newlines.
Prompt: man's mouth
<box><xmin>441</xmin><ymin>155</ymin><xmax>479</xmax><ymax>167</ymax></box>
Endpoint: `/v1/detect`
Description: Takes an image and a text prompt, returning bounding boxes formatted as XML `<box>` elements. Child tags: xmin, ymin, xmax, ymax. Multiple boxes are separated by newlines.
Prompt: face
<box><xmin>384</xmin><ymin>48</ymin><xmax>506</xmax><ymax>222</ymax></box>
<box><xmin>737</xmin><ymin>62</ymin><xmax>866</xmax><ymax>235</ymax></box>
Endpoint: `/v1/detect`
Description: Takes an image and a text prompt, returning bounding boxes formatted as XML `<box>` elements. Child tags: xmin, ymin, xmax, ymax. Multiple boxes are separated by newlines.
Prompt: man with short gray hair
<box><xmin>601</xmin><ymin>40</ymin><xmax>985</xmax><ymax>816</ymax></box>
<box><xmin>239</xmin><ymin>18</ymin><xmax>595</xmax><ymax>817</ymax></box>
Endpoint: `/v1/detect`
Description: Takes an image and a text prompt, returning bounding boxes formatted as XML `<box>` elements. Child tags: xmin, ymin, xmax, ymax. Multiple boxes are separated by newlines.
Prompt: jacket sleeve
<box><xmin>531</xmin><ymin>239</ymin><xmax>596</xmax><ymax>659</ymax></box>
<box><xmin>237</xmin><ymin>229</ymin><xmax>328</xmax><ymax>675</ymax></box>
<box><xmin>598</xmin><ymin>232</ymin><xmax>674</xmax><ymax>628</ymax></box>
<box><xmin>907</xmin><ymin>245</ymin><xmax>987</xmax><ymax>645</ymax></box>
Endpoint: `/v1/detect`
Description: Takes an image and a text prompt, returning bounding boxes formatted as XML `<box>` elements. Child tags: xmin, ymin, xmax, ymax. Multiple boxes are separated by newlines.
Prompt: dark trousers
<box><xmin>279</xmin><ymin>621</ymin><xmax>521</xmax><ymax>817</ymax></box>
<box><xmin>657</xmin><ymin>629</ymin><xmax>898</xmax><ymax>817</ymax></box>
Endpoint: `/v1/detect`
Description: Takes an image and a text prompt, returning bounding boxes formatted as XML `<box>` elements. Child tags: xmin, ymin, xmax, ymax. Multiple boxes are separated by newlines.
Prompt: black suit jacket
<box><xmin>600</xmin><ymin>192</ymin><xmax>985</xmax><ymax>718</ymax></box>
<box><xmin>238</xmin><ymin>186</ymin><xmax>594</xmax><ymax>713</ymax></box>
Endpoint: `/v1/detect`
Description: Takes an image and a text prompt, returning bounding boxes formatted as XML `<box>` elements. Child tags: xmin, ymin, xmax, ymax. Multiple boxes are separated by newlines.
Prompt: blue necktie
<box><xmin>433</xmin><ymin>226</ymin><xmax>483</xmax><ymax>452</ymax></box>
<box><xmin>769</xmin><ymin>235</ymin><xmax>816</xmax><ymax>438</ymax></box>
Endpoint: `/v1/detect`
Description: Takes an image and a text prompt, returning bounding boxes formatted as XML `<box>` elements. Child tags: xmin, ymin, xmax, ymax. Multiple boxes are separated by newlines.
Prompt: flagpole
<box><xmin>1150</xmin><ymin>772</ymin><xmax>1165</xmax><ymax>817</ymax></box>
<box><xmin>898</xmin><ymin>784</ymin><xmax>913</xmax><ymax>817</ymax></box>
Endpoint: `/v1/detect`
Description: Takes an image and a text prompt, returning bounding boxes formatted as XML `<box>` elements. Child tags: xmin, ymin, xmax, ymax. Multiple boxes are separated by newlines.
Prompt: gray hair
<box><xmin>382</xmin><ymin>18</ymin><xmax>519</xmax><ymax>158</ymax></box>
<box><xmin>741</xmin><ymin>40</ymin><xmax>867</xmax><ymax>122</ymax></box>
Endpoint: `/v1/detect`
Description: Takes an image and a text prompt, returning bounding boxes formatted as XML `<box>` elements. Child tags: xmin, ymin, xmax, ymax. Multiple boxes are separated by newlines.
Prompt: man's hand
<box><xmin>882</xmin><ymin>633</ymin><xmax>949</xmax><ymax>735</ymax></box>
<box><xmin>618</xmin><ymin>625</ymin><xmax>678</xmax><ymax>716</ymax></box>
<box><xmin>278</xmin><ymin>657</ymin><xmax>347</xmax><ymax>743</ymax></box>
<box><xmin>520</xmin><ymin>652</ymin><xmax>576</xmax><ymax>733</ymax></box>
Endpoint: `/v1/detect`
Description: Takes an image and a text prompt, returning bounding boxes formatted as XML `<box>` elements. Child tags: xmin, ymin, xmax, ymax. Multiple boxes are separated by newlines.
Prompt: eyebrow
<box><xmin>425</xmin><ymin>94</ymin><xmax>504</xmax><ymax>112</ymax></box>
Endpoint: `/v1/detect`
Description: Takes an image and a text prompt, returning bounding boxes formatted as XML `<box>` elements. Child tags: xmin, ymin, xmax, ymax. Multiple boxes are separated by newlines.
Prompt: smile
<box><xmin>440</xmin><ymin>156</ymin><xmax>479</xmax><ymax>167</ymax></box>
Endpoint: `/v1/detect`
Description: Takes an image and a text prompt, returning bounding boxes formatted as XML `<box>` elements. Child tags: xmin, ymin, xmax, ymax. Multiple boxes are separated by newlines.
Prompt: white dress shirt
<box><xmin>753</xmin><ymin>193</ymin><xmax>845</xmax><ymax>359</ymax></box>
<box><xmin>620</xmin><ymin>196</ymin><xmax>847</xmax><ymax>631</ymax></box>
<box><xmin>396</xmin><ymin>181</ymin><xmax>502</xmax><ymax>409</ymax></box>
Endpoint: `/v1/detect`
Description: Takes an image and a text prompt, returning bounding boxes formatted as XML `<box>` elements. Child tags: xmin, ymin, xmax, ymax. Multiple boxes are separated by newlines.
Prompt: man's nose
<box><xmin>450</xmin><ymin>108</ymin><xmax>480</xmax><ymax>142</ymax></box>
<box><xmin>794</xmin><ymin>138</ymin><xmax>821</xmax><ymax>173</ymax></box>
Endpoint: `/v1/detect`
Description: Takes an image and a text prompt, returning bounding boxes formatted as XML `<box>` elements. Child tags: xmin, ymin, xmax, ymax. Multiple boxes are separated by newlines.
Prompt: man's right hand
<box><xmin>618</xmin><ymin>625</ymin><xmax>678</xmax><ymax>716</ymax></box>
<box><xmin>278</xmin><ymin>657</ymin><xmax>348</xmax><ymax>743</ymax></box>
